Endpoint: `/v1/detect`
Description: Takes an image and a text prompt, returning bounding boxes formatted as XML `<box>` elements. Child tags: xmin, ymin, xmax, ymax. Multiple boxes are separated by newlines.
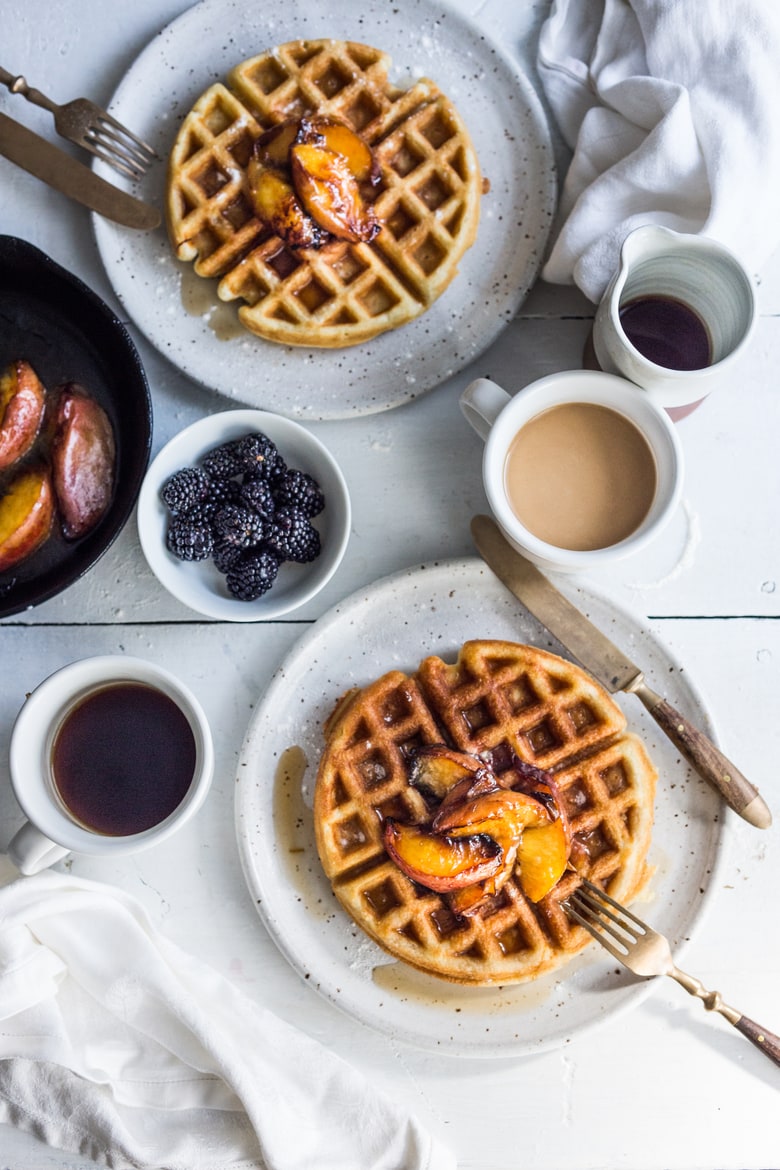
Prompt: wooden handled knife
<box><xmin>0</xmin><ymin>111</ymin><xmax>160</xmax><ymax>229</ymax></box>
<box><xmin>472</xmin><ymin>514</ymin><xmax>771</xmax><ymax>829</ymax></box>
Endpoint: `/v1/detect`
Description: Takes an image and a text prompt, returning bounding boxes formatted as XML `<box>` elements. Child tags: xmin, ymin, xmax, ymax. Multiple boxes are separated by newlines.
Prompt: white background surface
<box><xmin>1</xmin><ymin>1</ymin><xmax>779</xmax><ymax>1168</ymax></box>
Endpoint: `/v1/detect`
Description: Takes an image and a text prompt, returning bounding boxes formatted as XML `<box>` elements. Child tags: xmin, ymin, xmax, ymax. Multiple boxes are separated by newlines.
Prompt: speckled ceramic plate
<box><xmin>235</xmin><ymin>559</ymin><xmax>727</xmax><ymax>1058</ymax></box>
<box><xmin>92</xmin><ymin>0</ymin><xmax>556</xmax><ymax>420</ymax></box>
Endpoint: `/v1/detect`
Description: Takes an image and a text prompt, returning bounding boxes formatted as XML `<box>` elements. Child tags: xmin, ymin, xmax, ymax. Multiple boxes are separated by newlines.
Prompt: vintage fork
<box><xmin>566</xmin><ymin>878</ymin><xmax>780</xmax><ymax>1067</ymax></box>
<box><xmin>0</xmin><ymin>66</ymin><xmax>157</xmax><ymax>179</ymax></box>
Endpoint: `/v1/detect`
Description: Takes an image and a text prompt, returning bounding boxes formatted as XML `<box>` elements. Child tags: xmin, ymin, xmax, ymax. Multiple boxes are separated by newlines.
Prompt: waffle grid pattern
<box><xmin>166</xmin><ymin>39</ymin><xmax>481</xmax><ymax>347</ymax></box>
<box><xmin>314</xmin><ymin>641</ymin><xmax>657</xmax><ymax>985</ymax></box>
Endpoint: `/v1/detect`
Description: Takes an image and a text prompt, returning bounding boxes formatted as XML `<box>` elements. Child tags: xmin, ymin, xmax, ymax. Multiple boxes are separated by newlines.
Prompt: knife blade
<box><xmin>0</xmin><ymin>111</ymin><xmax>160</xmax><ymax>230</ymax></box>
<box><xmin>471</xmin><ymin>514</ymin><xmax>772</xmax><ymax>829</ymax></box>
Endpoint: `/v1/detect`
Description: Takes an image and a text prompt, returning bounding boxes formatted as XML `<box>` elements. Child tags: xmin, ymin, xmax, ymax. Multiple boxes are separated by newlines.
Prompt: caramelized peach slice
<box><xmin>51</xmin><ymin>385</ymin><xmax>116</xmax><ymax>540</ymax></box>
<box><xmin>290</xmin><ymin>142</ymin><xmax>379</xmax><ymax>243</ymax></box>
<box><xmin>383</xmin><ymin>819</ymin><xmax>502</xmax><ymax>893</ymax></box>
<box><xmin>299</xmin><ymin>116</ymin><xmax>378</xmax><ymax>184</ymax></box>
<box><xmin>0</xmin><ymin>464</ymin><xmax>54</xmax><ymax>571</ymax></box>
<box><xmin>255</xmin><ymin>121</ymin><xmax>299</xmax><ymax>168</ymax></box>
<box><xmin>247</xmin><ymin>159</ymin><xmax>326</xmax><ymax>248</ymax></box>
<box><xmin>433</xmin><ymin>788</ymin><xmax>552</xmax><ymax>838</ymax></box>
<box><xmin>0</xmin><ymin>359</ymin><xmax>46</xmax><ymax>470</ymax></box>
<box><xmin>515</xmin><ymin>817</ymin><xmax>571</xmax><ymax>903</ymax></box>
<box><xmin>447</xmin><ymin>882</ymin><xmax>490</xmax><ymax>918</ymax></box>
<box><xmin>409</xmin><ymin>744</ymin><xmax>489</xmax><ymax>801</ymax></box>
<box><xmin>438</xmin><ymin>789</ymin><xmax>552</xmax><ymax>895</ymax></box>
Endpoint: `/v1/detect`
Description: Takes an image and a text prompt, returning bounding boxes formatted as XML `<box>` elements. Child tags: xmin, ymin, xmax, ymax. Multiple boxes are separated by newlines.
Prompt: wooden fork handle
<box><xmin>671</xmin><ymin>966</ymin><xmax>780</xmax><ymax>1067</ymax></box>
<box><xmin>734</xmin><ymin>1016</ymin><xmax>780</xmax><ymax>1067</ymax></box>
<box><xmin>628</xmin><ymin>681</ymin><xmax>772</xmax><ymax>828</ymax></box>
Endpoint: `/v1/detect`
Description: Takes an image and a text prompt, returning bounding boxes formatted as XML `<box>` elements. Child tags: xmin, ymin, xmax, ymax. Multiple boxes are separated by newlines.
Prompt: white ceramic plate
<box><xmin>92</xmin><ymin>0</ymin><xmax>556</xmax><ymax>419</ymax></box>
<box><xmin>137</xmin><ymin>410</ymin><xmax>350</xmax><ymax>621</ymax></box>
<box><xmin>235</xmin><ymin>559</ymin><xmax>727</xmax><ymax>1057</ymax></box>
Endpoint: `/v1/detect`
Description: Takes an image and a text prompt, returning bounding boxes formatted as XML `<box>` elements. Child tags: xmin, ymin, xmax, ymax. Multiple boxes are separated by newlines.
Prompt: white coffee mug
<box><xmin>460</xmin><ymin>370</ymin><xmax>683</xmax><ymax>572</ymax></box>
<box><xmin>593</xmin><ymin>225</ymin><xmax>756</xmax><ymax>413</ymax></box>
<box><xmin>7</xmin><ymin>655</ymin><xmax>214</xmax><ymax>875</ymax></box>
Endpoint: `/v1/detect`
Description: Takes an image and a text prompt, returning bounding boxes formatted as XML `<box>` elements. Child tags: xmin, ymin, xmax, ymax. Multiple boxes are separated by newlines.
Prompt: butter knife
<box><xmin>0</xmin><ymin>111</ymin><xmax>160</xmax><ymax>229</ymax></box>
<box><xmin>471</xmin><ymin>514</ymin><xmax>771</xmax><ymax>829</ymax></box>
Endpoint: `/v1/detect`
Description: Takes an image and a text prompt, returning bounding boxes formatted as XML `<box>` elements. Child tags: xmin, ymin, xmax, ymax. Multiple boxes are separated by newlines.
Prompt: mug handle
<box><xmin>8</xmin><ymin>821</ymin><xmax>71</xmax><ymax>875</ymax></box>
<box><xmin>459</xmin><ymin>378</ymin><xmax>511</xmax><ymax>441</ymax></box>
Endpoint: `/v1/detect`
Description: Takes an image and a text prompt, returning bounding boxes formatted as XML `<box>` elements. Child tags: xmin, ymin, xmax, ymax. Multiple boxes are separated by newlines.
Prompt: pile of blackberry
<box><xmin>161</xmin><ymin>431</ymin><xmax>325</xmax><ymax>601</ymax></box>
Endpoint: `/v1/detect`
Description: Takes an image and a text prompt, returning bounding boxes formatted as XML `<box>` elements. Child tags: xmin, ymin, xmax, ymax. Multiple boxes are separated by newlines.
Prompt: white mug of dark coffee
<box><xmin>7</xmin><ymin>656</ymin><xmax>214</xmax><ymax>875</ymax></box>
<box><xmin>592</xmin><ymin>225</ymin><xmax>756</xmax><ymax>417</ymax></box>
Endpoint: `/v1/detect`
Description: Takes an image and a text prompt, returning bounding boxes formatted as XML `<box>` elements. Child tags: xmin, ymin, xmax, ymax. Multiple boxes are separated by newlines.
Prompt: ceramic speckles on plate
<box><xmin>234</xmin><ymin>559</ymin><xmax>727</xmax><ymax>1057</ymax></box>
<box><xmin>92</xmin><ymin>0</ymin><xmax>556</xmax><ymax>420</ymax></box>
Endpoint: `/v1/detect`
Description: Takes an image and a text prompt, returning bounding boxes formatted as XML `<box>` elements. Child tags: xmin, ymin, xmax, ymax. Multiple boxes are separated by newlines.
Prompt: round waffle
<box><xmin>166</xmin><ymin>39</ymin><xmax>482</xmax><ymax>348</ymax></box>
<box><xmin>314</xmin><ymin>640</ymin><xmax>657</xmax><ymax>985</ymax></box>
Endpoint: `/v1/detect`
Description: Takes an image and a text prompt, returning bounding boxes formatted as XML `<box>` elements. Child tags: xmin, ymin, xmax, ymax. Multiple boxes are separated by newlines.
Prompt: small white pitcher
<box><xmin>592</xmin><ymin>225</ymin><xmax>756</xmax><ymax>413</ymax></box>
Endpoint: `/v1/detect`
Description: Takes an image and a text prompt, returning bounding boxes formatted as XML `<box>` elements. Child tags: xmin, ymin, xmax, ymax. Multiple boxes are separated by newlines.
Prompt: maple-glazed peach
<box><xmin>0</xmin><ymin>465</ymin><xmax>55</xmax><ymax>571</ymax></box>
<box><xmin>383</xmin><ymin>746</ymin><xmax>574</xmax><ymax>908</ymax></box>
<box><xmin>383</xmin><ymin>819</ymin><xmax>502</xmax><ymax>892</ymax></box>
<box><xmin>247</xmin><ymin>115</ymin><xmax>380</xmax><ymax>249</ymax></box>
<box><xmin>50</xmin><ymin>384</ymin><xmax>116</xmax><ymax>539</ymax></box>
<box><xmin>0</xmin><ymin>359</ymin><xmax>46</xmax><ymax>471</ymax></box>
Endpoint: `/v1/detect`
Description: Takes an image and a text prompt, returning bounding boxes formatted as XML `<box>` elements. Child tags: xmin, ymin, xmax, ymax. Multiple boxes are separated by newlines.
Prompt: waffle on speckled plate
<box><xmin>166</xmin><ymin>38</ymin><xmax>482</xmax><ymax>348</ymax></box>
<box><xmin>314</xmin><ymin>640</ymin><xmax>657</xmax><ymax>985</ymax></box>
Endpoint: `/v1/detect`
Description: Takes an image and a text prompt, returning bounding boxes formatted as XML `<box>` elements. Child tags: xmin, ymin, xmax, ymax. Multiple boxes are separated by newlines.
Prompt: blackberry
<box><xmin>273</xmin><ymin>468</ymin><xmax>325</xmax><ymax>518</ymax></box>
<box><xmin>166</xmin><ymin>515</ymin><xmax>214</xmax><ymax>561</ymax></box>
<box><xmin>161</xmin><ymin>467</ymin><xmax>211</xmax><ymax>514</ymax></box>
<box><xmin>233</xmin><ymin>431</ymin><xmax>283</xmax><ymax>477</ymax></box>
<box><xmin>212</xmin><ymin>537</ymin><xmax>244</xmax><ymax>574</ymax></box>
<box><xmin>225</xmin><ymin>548</ymin><xmax>281</xmax><ymax>601</ymax></box>
<box><xmin>213</xmin><ymin>503</ymin><xmax>266</xmax><ymax>548</ymax></box>
<box><xmin>206</xmin><ymin>476</ymin><xmax>242</xmax><ymax>505</ymax></box>
<box><xmin>240</xmin><ymin>474</ymin><xmax>276</xmax><ymax>518</ymax></box>
<box><xmin>186</xmin><ymin>499</ymin><xmax>220</xmax><ymax>529</ymax></box>
<box><xmin>202</xmin><ymin>440</ymin><xmax>244</xmax><ymax>480</ymax></box>
<box><xmin>266</xmin><ymin>506</ymin><xmax>321</xmax><ymax>563</ymax></box>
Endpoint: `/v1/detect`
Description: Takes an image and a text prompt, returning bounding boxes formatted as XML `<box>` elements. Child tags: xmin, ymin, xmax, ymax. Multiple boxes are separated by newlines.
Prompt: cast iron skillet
<box><xmin>0</xmin><ymin>235</ymin><xmax>153</xmax><ymax>618</ymax></box>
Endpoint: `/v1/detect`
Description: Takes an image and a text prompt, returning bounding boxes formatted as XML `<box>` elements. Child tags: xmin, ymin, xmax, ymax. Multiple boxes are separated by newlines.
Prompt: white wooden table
<box><xmin>2</xmin><ymin>2</ymin><xmax>779</xmax><ymax>1167</ymax></box>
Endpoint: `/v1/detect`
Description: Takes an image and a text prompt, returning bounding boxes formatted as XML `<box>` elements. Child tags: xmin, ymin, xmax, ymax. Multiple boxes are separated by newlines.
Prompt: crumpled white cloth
<box><xmin>0</xmin><ymin>860</ymin><xmax>454</xmax><ymax>1170</ymax></box>
<box><xmin>537</xmin><ymin>0</ymin><xmax>780</xmax><ymax>302</ymax></box>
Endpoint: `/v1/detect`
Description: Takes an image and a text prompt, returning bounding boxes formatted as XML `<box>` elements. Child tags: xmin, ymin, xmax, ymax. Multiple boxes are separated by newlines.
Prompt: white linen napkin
<box><xmin>0</xmin><ymin>859</ymin><xmax>454</xmax><ymax>1170</ymax></box>
<box><xmin>537</xmin><ymin>0</ymin><xmax>780</xmax><ymax>302</ymax></box>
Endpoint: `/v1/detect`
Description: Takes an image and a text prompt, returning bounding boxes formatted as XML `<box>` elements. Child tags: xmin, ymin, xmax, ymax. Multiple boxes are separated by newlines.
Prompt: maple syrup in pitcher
<box><xmin>51</xmin><ymin>682</ymin><xmax>197</xmax><ymax>836</ymax></box>
<box><xmin>619</xmin><ymin>295</ymin><xmax>712</xmax><ymax>371</ymax></box>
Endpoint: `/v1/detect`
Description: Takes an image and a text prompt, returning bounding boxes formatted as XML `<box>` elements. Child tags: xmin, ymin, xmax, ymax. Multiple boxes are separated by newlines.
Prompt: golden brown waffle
<box><xmin>166</xmin><ymin>39</ymin><xmax>482</xmax><ymax>348</ymax></box>
<box><xmin>314</xmin><ymin>640</ymin><xmax>657</xmax><ymax>985</ymax></box>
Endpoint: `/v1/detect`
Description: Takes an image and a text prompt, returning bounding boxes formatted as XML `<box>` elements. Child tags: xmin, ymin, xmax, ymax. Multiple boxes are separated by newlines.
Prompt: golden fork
<box><xmin>566</xmin><ymin>878</ymin><xmax>780</xmax><ymax>1068</ymax></box>
<box><xmin>0</xmin><ymin>66</ymin><xmax>157</xmax><ymax>178</ymax></box>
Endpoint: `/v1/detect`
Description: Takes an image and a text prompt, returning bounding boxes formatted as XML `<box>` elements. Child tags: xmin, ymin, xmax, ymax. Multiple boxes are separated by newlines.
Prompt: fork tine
<box><xmin>578</xmin><ymin>877</ymin><xmax>648</xmax><ymax>930</ymax></box>
<box><xmin>574</xmin><ymin>887</ymin><xmax>645</xmax><ymax>944</ymax></box>
<box><xmin>94</xmin><ymin>111</ymin><xmax>157</xmax><ymax>160</ymax></box>
<box><xmin>89</xmin><ymin>122</ymin><xmax>154</xmax><ymax>169</ymax></box>
<box><xmin>84</xmin><ymin>132</ymin><xmax>148</xmax><ymax>177</ymax></box>
<box><xmin>566</xmin><ymin>879</ymin><xmax>650</xmax><ymax>957</ymax></box>
<box><xmin>76</xmin><ymin>137</ymin><xmax>144</xmax><ymax>180</ymax></box>
<box><xmin>565</xmin><ymin>900</ymin><xmax>628</xmax><ymax>963</ymax></box>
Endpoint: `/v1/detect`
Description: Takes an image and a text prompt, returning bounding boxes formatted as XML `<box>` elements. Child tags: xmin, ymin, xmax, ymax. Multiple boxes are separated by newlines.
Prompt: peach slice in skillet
<box><xmin>50</xmin><ymin>384</ymin><xmax>116</xmax><ymax>540</ymax></box>
<box><xmin>0</xmin><ymin>359</ymin><xmax>46</xmax><ymax>471</ymax></box>
<box><xmin>0</xmin><ymin>464</ymin><xmax>55</xmax><ymax>571</ymax></box>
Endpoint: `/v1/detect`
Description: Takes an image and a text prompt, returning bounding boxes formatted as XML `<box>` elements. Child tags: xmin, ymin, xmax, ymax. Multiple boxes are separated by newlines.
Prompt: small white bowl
<box><xmin>138</xmin><ymin>410</ymin><xmax>351</xmax><ymax>621</ymax></box>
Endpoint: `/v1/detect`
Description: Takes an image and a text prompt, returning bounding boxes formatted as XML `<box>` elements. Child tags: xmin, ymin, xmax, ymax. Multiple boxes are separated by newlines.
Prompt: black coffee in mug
<box><xmin>51</xmin><ymin>682</ymin><xmax>197</xmax><ymax>836</ymax></box>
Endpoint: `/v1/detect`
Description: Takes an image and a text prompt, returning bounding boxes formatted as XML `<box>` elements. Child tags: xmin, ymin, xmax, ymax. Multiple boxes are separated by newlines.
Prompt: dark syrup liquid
<box><xmin>619</xmin><ymin>295</ymin><xmax>712</xmax><ymax>371</ymax></box>
<box><xmin>51</xmin><ymin>682</ymin><xmax>197</xmax><ymax>836</ymax></box>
